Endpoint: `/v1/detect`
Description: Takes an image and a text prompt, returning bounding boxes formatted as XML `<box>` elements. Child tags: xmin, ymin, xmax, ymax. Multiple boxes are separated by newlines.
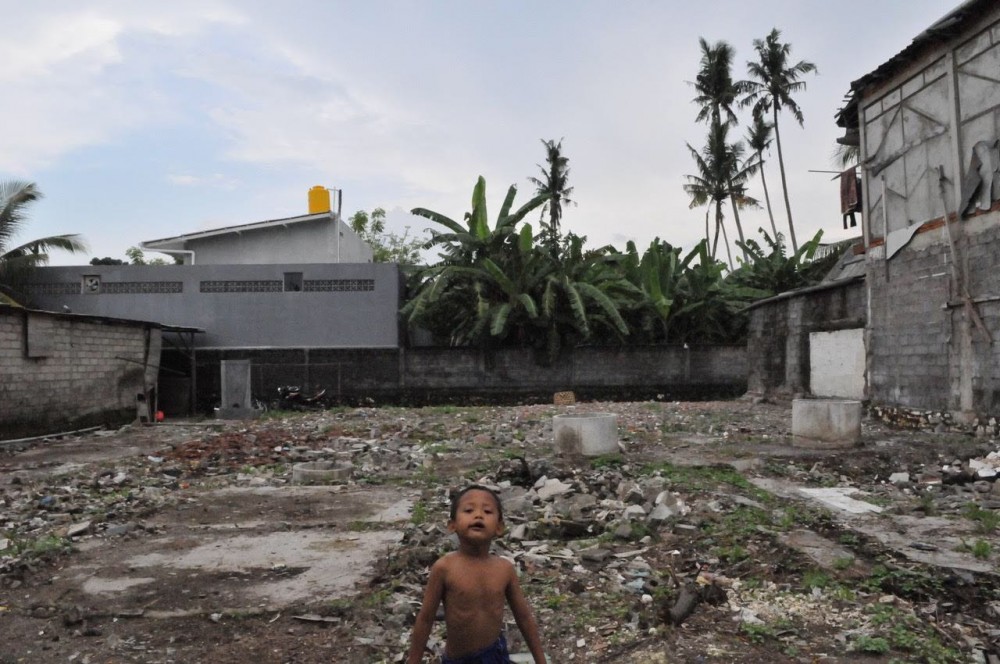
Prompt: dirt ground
<box><xmin>1</xmin><ymin>398</ymin><xmax>999</xmax><ymax>663</ymax></box>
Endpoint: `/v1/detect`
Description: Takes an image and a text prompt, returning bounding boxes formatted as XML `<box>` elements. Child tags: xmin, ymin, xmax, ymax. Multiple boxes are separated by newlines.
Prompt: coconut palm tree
<box><xmin>684</xmin><ymin>121</ymin><xmax>758</xmax><ymax>269</ymax></box>
<box><xmin>745</xmin><ymin>114</ymin><xmax>779</xmax><ymax>239</ymax></box>
<box><xmin>0</xmin><ymin>181</ymin><xmax>87</xmax><ymax>305</ymax></box>
<box><xmin>528</xmin><ymin>138</ymin><xmax>575</xmax><ymax>256</ymax></box>
<box><xmin>691</xmin><ymin>38</ymin><xmax>742</xmax><ymax>127</ymax></box>
<box><xmin>690</xmin><ymin>38</ymin><xmax>751</xmax><ymax>259</ymax></box>
<box><xmin>742</xmin><ymin>28</ymin><xmax>817</xmax><ymax>253</ymax></box>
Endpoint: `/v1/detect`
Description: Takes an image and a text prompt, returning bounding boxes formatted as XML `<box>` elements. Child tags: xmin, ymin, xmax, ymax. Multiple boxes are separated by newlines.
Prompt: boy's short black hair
<box><xmin>449</xmin><ymin>485</ymin><xmax>504</xmax><ymax>521</ymax></box>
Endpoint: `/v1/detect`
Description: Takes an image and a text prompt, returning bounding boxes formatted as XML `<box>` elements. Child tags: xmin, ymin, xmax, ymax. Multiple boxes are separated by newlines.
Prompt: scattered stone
<box><xmin>2</xmin><ymin>400</ymin><xmax>998</xmax><ymax>663</ymax></box>
<box><xmin>67</xmin><ymin>521</ymin><xmax>92</xmax><ymax>538</ymax></box>
<box><xmin>888</xmin><ymin>472</ymin><xmax>910</xmax><ymax>485</ymax></box>
<box><xmin>553</xmin><ymin>391</ymin><xmax>576</xmax><ymax>406</ymax></box>
<box><xmin>535</xmin><ymin>478</ymin><xmax>573</xmax><ymax>501</ymax></box>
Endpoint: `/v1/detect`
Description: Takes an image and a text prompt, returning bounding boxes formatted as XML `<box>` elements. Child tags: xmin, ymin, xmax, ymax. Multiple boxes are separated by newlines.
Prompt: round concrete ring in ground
<box><xmin>553</xmin><ymin>413</ymin><xmax>619</xmax><ymax>457</ymax></box>
<box><xmin>291</xmin><ymin>461</ymin><xmax>353</xmax><ymax>485</ymax></box>
<box><xmin>791</xmin><ymin>398</ymin><xmax>862</xmax><ymax>449</ymax></box>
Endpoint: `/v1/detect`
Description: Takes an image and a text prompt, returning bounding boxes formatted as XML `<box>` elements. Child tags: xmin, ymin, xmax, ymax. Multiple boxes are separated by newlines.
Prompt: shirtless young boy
<box><xmin>406</xmin><ymin>485</ymin><xmax>547</xmax><ymax>664</ymax></box>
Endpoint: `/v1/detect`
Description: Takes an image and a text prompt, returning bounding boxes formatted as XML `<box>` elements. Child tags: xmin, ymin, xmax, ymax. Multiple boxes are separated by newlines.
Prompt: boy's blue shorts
<box><xmin>440</xmin><ymin>632</ymin><xmax>510</xmax><ymax>664</ymax></box>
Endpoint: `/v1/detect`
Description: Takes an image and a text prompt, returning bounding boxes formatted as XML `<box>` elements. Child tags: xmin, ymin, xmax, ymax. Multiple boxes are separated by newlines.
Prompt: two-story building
<box><xmin>24</xmin><ymin>188</ymin><xmax>403</xmax><ymax>414</ymax></box>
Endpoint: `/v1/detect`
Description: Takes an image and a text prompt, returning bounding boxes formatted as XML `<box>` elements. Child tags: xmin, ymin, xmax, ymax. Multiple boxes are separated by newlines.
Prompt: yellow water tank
<box><xmin>308</xmin><ymin>186</ymin><xmax>331</xmax><ymax>214</ymax></box>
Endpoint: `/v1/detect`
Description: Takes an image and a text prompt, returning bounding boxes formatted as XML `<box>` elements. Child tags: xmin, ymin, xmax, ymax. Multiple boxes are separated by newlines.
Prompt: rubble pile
<box><xmin>870</xmin><ymin>404</ymin><xmax>1000</xmax><ymax>439</ymax></box>
<box><xmin>0</xmin><ymin>457</ymin><xmax>184</xmax><ymax>583</ymax></box>
<box><xmin>2</xmin><ymin>401</ymin><xmax>1000</xmax><ymax>663</ymax></box>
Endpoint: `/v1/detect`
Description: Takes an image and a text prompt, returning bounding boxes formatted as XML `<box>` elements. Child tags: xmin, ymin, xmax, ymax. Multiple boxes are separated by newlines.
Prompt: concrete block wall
<box><xmin>181</xmin><ymin>345</ymin><xmax>747</xmax><ymax>412</ymax></box>
<box><xmin>747</xmin><ymin>280</ymin><xmax>866</xmax><ymax>398</ymax></box>
<box><xmin>868</xmin><ymin>218</ymin><xmax>1000</xmax><ymax>413</ymax></box>
<box><xmin>0</xmin><ymin>307</ymin><xmax>160</xmax><ymax>439</ymax></box>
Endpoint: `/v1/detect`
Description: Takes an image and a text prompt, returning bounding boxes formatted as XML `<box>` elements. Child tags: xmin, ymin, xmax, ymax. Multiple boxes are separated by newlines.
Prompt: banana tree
<box><xmin>536</xmin><ymin>234</ymin><xmax>636</xmax><ymax>362</ymax></box>
<box><xmin>411</xmin><ymin>176</ymin><xmax>546</xmax><ymax>269</ymax></box>
<box><xmin>730</xmin><ymin>229</ymin><xmax>838</xmax><ymax>297</ymax></box>
<box><xmin>621</xmin><ymin>238</ymin><xmax>701</xmax><ymax>343</ymax></box>
<box><xmin>668</xmin><ymin>241</ymin><xmax>764</xmax><ymax>343</ymax></box>
<box><xmin>403</xmin><ymin>177</ymin><xmax>548</xmax><ymax>346</ymax></box>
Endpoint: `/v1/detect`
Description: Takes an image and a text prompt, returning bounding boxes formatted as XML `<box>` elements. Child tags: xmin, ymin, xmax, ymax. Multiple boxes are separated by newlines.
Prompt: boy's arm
<box><xmin>505</xmin><ymin>564</ymin><xmax>547</xmax><ymax>664</ymax></box>
<box><xmin>406</xmin><ymin>560</ymin><xmax>446</xmax><ymax>664</ymax></box>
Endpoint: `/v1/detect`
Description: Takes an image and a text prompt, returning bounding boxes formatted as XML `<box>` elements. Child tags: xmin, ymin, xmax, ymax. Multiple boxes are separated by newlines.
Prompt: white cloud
<box><xmin>17</xmin><ymin>0</ymin><xmax>958</xmax><ymax>266</ymax></box>
<box><xmin>167</xmin><ymin>173</ymin><xmax>242</xmax><ymax>190</ymax></box>
<box><xmin>0</xmin><ymin>3</ymin><xmax>242</xmax><ymax>174</ymax></box>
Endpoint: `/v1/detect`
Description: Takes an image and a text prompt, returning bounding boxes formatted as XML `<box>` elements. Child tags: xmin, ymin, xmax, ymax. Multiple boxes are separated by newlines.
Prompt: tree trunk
<box><xmin>758</xmin><ymin>155</ymin><xmax>779</xmax><ymax>240</ymax></box>
<box><xmin>717</xmin><ymin>204</ymin><xmax>733</xmax><ymax>270</ymax></box>
<box><xmin>711</xmin><ymin>205</ymin><xmax>720</xmax><ymax>260</ymax></box>
<box><xmin>704</xmin><ymin>206</ymin><xmax>711</xmax><ymax>248</ymax></box>
<box><xmin>728</xmin><ymin>184</ymin><xmax>748</xmax><ymax>263</ymax></box>
<box><xmin>773</xmin><ymin>107</ymin><xmax>798</xmax><ymax>253</ymax></box>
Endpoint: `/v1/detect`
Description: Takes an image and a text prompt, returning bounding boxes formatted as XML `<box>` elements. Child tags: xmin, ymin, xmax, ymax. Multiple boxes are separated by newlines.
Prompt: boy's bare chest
<box><xmin>444</xmin><ymin>562</ymin><xmax>507</xmax><ymax>601</ymax></box>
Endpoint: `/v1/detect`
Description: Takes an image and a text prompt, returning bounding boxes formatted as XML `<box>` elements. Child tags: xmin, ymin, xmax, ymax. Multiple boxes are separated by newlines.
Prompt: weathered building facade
<box><xmin>837</xmin><ymin>0</ymin><xmax>1000</xmax><ymax>414</ymax></box>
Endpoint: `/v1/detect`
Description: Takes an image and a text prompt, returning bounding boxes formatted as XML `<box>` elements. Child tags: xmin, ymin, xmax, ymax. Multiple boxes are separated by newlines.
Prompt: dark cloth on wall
<box><xmin>840</xmin><ymin>167</ymin><xmax>861</xmax><ymax>215</ymax></box>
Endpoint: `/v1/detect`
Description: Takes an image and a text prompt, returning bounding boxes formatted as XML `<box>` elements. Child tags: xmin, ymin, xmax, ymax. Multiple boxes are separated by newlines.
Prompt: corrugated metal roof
<box><xmin>0</xmin><ymin>303</ymin><xmax>203</xmax><ymax>333</ymax></box>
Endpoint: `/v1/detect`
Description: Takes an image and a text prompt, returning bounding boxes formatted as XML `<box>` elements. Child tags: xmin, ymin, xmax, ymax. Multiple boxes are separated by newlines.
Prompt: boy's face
<box><xmin>448</xmin><ymin>489</ymin><xmax>503</xmax><ymax>542</ymax></box>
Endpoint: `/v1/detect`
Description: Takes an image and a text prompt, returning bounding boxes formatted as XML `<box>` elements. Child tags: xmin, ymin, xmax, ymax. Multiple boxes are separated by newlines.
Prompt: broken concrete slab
<box><xmin>778</xmin><ymin>529</ymin><xmax>868</xmax><ymax>575</ymax></box>
<box><xmin>751</xmin><ymin>478</ymin><xmax>998</xmax><ymax>576</ymax></box>
<box><xmin>751</xmin><ymin>478</ymin><xmax>883</xmax><ymax>514</ymax></box>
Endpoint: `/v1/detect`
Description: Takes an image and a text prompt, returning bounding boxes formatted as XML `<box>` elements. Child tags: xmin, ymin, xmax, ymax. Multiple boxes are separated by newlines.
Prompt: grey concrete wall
<box><xmin>0</xmin><ymin>306</ymin><xmax>161</xmax><ymax>439</ymax></box>
<box><xmin>178</xmin><ymin>217</ymin><xmax>372</xmax><ymax>265</ymax></box>
<box><xmin>867</xmin><ymin>215</ymin><xmax>1000</xmax><ymax>413</ymax></box>
<box><xmin>186</xmin><ymin>345</ymin><xmax>746</xmax><ymax>413</ymax></box>
<box><xmin>25</xmin><ymin>263</ymin><xmax>401</xmax><ymax>349</ymax></box>
<box><xmin>747</xmin><ymin>281</ymin><xmax>866</xmax><ymax>399</ymax></box>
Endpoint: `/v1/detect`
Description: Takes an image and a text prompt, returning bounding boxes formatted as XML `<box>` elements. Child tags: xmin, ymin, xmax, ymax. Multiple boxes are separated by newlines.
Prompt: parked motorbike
<box><xmin>276</xmin><ymin>385</ymin><xmax>327</xmax><ymax>411</ymax></box>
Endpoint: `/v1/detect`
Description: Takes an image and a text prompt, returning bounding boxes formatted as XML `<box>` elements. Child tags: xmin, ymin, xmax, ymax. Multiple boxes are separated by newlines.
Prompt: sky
<box><xmin>1</xmin><ymin>1</ymin><xmax>958</xmax><ymax>266</ymax></box>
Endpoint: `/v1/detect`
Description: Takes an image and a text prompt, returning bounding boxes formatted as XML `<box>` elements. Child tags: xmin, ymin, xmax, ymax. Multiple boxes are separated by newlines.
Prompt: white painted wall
<box><xmin>186</xmin><ymin>218</ymin><xmax>373</xmax><ymax>265</ymax></box>
<box><xmin>809</xmin><ymin>328</ymin><xmax>866</xmax><ymax>399</ymax></box>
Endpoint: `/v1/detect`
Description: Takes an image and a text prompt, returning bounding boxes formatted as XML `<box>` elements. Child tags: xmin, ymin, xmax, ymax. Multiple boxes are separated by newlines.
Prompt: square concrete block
<box><xmin>792</xmin><ymin>399</ymin><xmax>862</xmax><ymax>448</ymax></box>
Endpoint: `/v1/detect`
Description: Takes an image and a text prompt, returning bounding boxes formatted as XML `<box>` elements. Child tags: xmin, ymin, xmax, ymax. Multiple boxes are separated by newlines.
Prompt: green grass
<box><xmin>962</xmin><ymin>503</ymin><xmax>999</xmax><ymax>534</ymax></box>
<box><xmin>641</xmin><ymin>462</ymin><xmax>753</xmax><ymax>491</ymax></box>
<box><xmin>832</xmin><ymin>556</ymin><xmax>855</xmax><ymax>570</ymax></box>
<box><xmin>862</xmin><ymin>605</ymin><xmax>963</xmax><ymax>663</ymax></box>
<box><xmin>590</xmin><ymin>454</ymin><xmax>624</xmax><ymax>470</ymax></box>
<box><xmin>421</xmin><ymin>442</ymin><xmax>450</xmax><ymax>455</ymax></box>
<box><xmin>410</xmin><ymin>500</ymin><xmax>429</xmax><ymax>526</ymax></box>
<box><xmin>851</xmin><ymin>635</ymin><xmax>890</xmax><ymax>654</ymax></box>
<box><xmin>421</xmin><ymin>405</ymin><xmax>461</xmax><ymax>415</ymax></box>
<box><xmin>959</xmin><ymin>538</ymin><xmax>993</xmax><ymax>559</ymax></box>
<box><xmin>802</xmin><ymin>568</ymin><xmax>831</xmax><ymax>590</ymax></box>
<box><xmin>861</xmin><ymin>564</ymin><xmax>943</xmax><ymax>599</ymax></box>
<box><xmin>714</xmin><ymin>544</ymin><xmax>749</xmax><ymax>563</ymax></box>
<box><xmin>740</xmin><ymin>622</ymin><xmax>775</xmax><ymax>644</ymax></box>
<box><xmin>7</xmin><ymin>534</ymin><xmax>72</xmax><ymax>558</ymax></box>
<box><xmin>917</xmin><ymin>492</ymin><xmax>938</xmax><ymax>515</ymax></box>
